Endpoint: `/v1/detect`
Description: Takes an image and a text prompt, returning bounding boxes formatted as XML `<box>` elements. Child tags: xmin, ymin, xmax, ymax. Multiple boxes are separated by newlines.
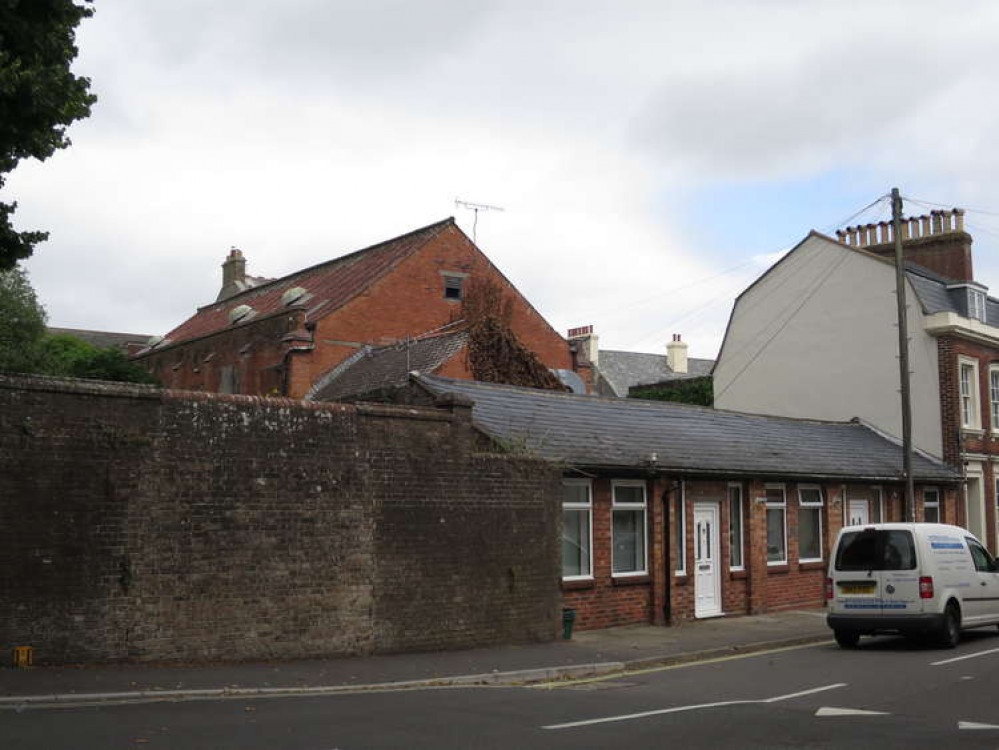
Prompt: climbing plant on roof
<box><xmin>458</xmin><ymin>276</ymin><xmax>567</xmax><ymax>392</ymax></box>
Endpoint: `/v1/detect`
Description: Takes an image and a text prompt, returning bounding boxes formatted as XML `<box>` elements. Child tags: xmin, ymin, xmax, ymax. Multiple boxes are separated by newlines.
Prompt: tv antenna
<box><xmin>454</xmin><ymin>199</ymin><xmax>504</xmax><ymax>244</ymax></box>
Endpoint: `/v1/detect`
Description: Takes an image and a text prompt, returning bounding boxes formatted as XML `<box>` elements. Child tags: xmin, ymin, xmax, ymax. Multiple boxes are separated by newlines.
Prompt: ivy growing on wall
<box><xmin>458</xmin><ymin>276</ymin><xmax>567</xmax><ymax>392</ymax></box>
<box><xmin>629</xmin><ymin>376</ymin><xmax>713</xmax><ymax>406</ymax></box>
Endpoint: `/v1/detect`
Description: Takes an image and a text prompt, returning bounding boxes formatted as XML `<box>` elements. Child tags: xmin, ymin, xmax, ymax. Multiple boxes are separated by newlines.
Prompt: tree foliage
<box><xmin>629</xmin><ymin>376</ymin><xmax>714</xmax><ymax>407</ymax></box>
<box><xmin>0</xmin><ymin>0</ymin><xmax>96</xmax><ymax>270</ymax></box>
<box><xmin>0</xmin><ymin>264</ymin><xmax>47</xmax><ymax>372</ymax></box>
<box><xmin>41</xmin><ymin>333</ymin><xmax>160</xmax><ymax>384</ymax></box>
<box><xmin>0</xmin><ymin>264</ymin><xmax>159</xmax><ymax>384</ymax></box>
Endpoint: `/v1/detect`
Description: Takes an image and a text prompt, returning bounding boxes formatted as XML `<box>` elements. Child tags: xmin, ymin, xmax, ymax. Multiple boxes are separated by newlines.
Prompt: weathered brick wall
<box><xmin>0</xmin><ymin>375</ymin><xmax>560</xmax><ymax>665</ymax></box>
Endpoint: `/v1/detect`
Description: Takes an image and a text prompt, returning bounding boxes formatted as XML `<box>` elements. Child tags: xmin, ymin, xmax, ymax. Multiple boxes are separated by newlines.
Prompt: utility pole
<box><xmin>891</xmin><ymin>187</ymin><xmax>916</xmax><ymax>521</ymax></box>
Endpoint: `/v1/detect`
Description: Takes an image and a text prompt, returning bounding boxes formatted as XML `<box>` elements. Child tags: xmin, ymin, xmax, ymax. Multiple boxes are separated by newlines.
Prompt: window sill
<box><xmin>766</xmin><ymin>564</ymin><xmax>790</xmax><ymax>574</ymax></box>
<box><xmin>798</xmin><ymin>560</ymin><xmax>825</xmax><ymax>571</ymax></box>
<box><xmin>612</xmin><ymin>574</ymin><xmax>651</xmax><ymax>586</ymax></box>
<box><xmin>962</xmin><ymin>427</ymin><xmax>985</xmax><ymax>438</ymax></box>
<box><xmin>561</xmin><ymin>578</ymin><xmax>596</xmax><ymax>591</ymax></box>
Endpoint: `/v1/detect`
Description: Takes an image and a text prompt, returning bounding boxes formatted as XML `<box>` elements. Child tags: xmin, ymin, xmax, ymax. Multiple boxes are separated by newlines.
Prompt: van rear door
<box><xmin>833</xmin><ymin>528</ymin><xmax>883</xmax><ymax>615</ymax></box>
<box><xmin>832</xmin><ymin>528</ymin><xmax>921</xmax><ymax>616</ymax></box>
<box><xmin>878</xmin><ymin>530</ymin><xmax>921</xmax><ymax>614</ymax></box>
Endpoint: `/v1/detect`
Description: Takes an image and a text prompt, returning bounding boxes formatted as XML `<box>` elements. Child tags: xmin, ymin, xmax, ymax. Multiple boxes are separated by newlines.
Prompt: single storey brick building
<box><xmin>398</xmin><ymin>375</ymin><xmax>962</xmax><ymax>629</ymax></box>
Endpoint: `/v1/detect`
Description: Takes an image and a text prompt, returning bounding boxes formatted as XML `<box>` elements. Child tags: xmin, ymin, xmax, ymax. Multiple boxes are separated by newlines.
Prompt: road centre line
<box><xmin>542</xmin><ymin>682</ymin><xmax>847</xmax><ymax>730</ymax></box>
<box><xmin>530</xmin><ymin>641</ymin><xmax>832</xmax><ymax>690</ymax></box>
<box><xmin>931</xmin><ymin>647</ymin><xmax>999</xmax><ymax>667</ymax></box>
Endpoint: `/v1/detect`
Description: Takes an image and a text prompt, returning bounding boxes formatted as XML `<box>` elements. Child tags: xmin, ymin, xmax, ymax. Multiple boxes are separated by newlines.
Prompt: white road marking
<box><xmin>930</xmin><ymin>647</ymin><xmax>999</xmax><ymax>666</ymax></box>
<box><xmin>958</xmin><ymin>721</ymin><xmax>999</xmax><ymax>730</ymax></box>
<box><xmin>815</xmin><ymin>707</ymin><xmax>889</xmax><ymax>717</ymax></box>
<box><xmin>542</xmin><ymin>683</ymin><xmax>846</xmax><ymax>730</ymax></box>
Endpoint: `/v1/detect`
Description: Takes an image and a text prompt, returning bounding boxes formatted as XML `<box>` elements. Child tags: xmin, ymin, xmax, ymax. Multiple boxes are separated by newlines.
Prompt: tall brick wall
<box><xmin>0</xmin><ymin>375</ymin><xmax>560</xmax><ymax>665</ymax></box>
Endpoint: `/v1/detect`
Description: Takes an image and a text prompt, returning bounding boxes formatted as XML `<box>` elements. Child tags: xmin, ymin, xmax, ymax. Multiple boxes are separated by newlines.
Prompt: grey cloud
<box><xmin>633</xmin><ymin>33</ymin><xmax>980</xmax><ymax>179</ymax></box>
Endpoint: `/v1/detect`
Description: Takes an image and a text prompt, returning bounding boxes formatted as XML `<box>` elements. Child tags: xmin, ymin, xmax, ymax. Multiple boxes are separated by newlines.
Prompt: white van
<box><xmin>826</xmin><ymin>523</ymin><xmax>999</xmax><ymax>648</ymax></box>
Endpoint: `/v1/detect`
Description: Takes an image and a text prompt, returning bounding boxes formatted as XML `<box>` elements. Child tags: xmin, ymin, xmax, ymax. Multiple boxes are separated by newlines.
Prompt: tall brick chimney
<box><xmin>836</xmin><ymin>208</ymin><xmax>973</xmax><ymax>282</ymax></box>
<box><xmin>667</xmin><ymin>333</ymin><xmax>688</xmax><ymax>374</ymax></box>
<box><xmin>218</xmin><ymin>247</ymin><xmax>247</xmax><ymax>302</ymax></box>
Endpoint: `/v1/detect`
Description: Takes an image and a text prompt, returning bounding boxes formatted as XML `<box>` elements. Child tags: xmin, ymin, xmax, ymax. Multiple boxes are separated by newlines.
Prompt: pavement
<box><xmin>0</xmin><ymin>608</ymin><xmax>832</xmax><ymax>707</ymax></box>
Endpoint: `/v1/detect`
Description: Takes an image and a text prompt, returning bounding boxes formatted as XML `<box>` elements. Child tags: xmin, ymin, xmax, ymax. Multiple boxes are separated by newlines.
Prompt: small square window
<box><xmin>443</xmin><ymin>275</ymin><xmax>464</xmax><ymax>300</ymax></box>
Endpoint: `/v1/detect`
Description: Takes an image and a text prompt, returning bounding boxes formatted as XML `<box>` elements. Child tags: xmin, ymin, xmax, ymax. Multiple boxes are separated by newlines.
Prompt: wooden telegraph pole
<box><xmin>891</xmin><ymin>187</ymin><xmax>916</xmax><ymax>521</ymax></box>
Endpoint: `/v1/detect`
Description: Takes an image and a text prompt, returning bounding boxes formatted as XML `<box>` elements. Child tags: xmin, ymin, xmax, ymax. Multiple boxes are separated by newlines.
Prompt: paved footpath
<box><xmin>0</xmin><ymin>608</ymin><xmax>830</xmax><ymax>706</ymax></box>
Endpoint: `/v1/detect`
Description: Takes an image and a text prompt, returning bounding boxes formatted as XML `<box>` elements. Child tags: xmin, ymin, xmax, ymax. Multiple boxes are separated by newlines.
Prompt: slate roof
<box><xmin>48</xmin><ymin>327</ymin><xmax>152</xmax><ymax>352</ymax></box>
<box><xmin>905</xmin><ymin>263</ymin><xmax>999</xmax><ymax>325</ymax></box>
<box><xmin>154</xmin><ymin>218</ymin><xmax>454</xmax><ymax>349</ymax></box>
<box><xmin>596</xmin><ymin>350</ymin><xmax>714</xmax><ymax>398</ymax></box>
<box><xmin>307</xmin><ymin>330</ymin><xmax>468</xmax><ymax>401</ymax></box>
<box><xmin>415</xmin><ymin>374</ymin><xmax>959</xmax><ymax>482</ymax></box>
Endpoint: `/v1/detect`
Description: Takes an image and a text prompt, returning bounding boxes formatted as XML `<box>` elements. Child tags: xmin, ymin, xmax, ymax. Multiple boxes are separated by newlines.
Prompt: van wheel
<box><xmin>938</xmin><ymin>604</ymin><xmax>961</xmax><ymax>649</ymax></box>
<box><xmin>834</xmin><ymin>630</ymin><xmax>860</xmax><ymax>648</ymax></box>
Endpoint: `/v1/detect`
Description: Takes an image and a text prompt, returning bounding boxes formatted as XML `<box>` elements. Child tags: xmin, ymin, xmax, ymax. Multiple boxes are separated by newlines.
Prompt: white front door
<box><xmin>848</xmin><ymin>500</ymin><xmax>869</xmax><ymax>527</ymax></box>
<box><xmin>694</xmin><ymin>503</ymin><xmax>722</xmax><ymax>618</ymax></box>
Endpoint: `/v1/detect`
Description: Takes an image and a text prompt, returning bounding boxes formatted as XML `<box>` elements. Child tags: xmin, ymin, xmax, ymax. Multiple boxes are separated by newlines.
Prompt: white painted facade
<box><xmin>714</xmin><ymin>233</ymin><xmax>943</xmax><ymax>457</ymax></box>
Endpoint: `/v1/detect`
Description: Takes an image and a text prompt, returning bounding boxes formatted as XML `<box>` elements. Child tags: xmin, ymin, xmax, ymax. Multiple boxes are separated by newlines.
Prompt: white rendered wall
<box><xmin>714</xmin><ymin>234</ymin><xmax>942</xmax><ymax>457</ymax></box>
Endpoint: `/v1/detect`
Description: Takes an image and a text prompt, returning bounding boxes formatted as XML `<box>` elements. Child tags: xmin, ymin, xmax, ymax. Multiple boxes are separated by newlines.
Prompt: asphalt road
<box><xmin>5</xmin><ymin>630</ymin><xmax>999</xmax><ymax>749</ymax></box>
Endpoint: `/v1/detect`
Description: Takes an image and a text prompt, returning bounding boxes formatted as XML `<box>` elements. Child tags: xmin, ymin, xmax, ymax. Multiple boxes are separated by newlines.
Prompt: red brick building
<box><xmin>395</xmin><ymin>374</ymin><xmax>961</xmax><ymax>629</ymax></box>
<box><xmin>135</xmin><ymin>218</ymin><xmax>574</xmax><ymax>398</ymax></box>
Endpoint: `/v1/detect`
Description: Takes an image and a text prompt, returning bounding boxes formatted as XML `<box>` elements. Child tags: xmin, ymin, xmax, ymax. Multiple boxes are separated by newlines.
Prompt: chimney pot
<box><xmin>666</xmin><ymin>333</ymin><xmax>688</xmax><ymax>374</ymax></box>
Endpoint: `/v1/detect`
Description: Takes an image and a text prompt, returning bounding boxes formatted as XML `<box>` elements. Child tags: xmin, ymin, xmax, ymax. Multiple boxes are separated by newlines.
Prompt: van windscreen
<box><xmin>836</xmin><ymin>530</ymin><xmax>916</xmax><ymax>571</ymax></box>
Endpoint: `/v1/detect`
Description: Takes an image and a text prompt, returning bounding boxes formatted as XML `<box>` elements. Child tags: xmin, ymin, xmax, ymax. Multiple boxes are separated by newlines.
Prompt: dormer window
<box><xmin>441</xmin><ymin>272</ymin><xmax>467</xmax><ymax>301</ymax></box>
<box><xmin>969</xmin><ymin>288</ymin><xmax>987</xmax><ymax>322</ymax></box>
<box><xmin>948</xmin><ymin>281</ymin><xmax>989</xmax><ymax>323</ymax></box>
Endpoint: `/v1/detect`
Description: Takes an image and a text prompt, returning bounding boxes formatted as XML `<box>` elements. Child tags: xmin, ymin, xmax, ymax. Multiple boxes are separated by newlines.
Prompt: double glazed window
<box><xmin>990</xmin><ymin>366</ymin><xmax>999</xmax><ymax>432</ymax></box>
<box><xmin>729</xmin><ymin>484</ymin><xmax>744</xmax><ymax>570</ymax></box>
<box><xmin>959</xmin><ymin>358</ymin><xmax>980</xmax><ymax>429</ymax></box>
<box><xmin>923</xmin><ymin>488</ymin><xmax>940</xmax><ymax>523</ymax></box>
<box><xmin>798</xmin><ymin>486</ymin><xmax>824</xmax><ymax>562</ymax></box>
<box><xmin>612</xmin><ymin>482</ymin><xmax>647</xmax><ymax>576</ymax></box>
<box><xmin>766</xmin><ymin>485</ymin><xmax>787</xmax><ymax>565</ymax></box>
<box><xmin>561</xmin><ymin>480</ymin><xmax>592</xmax><ymax>579</ymax></box>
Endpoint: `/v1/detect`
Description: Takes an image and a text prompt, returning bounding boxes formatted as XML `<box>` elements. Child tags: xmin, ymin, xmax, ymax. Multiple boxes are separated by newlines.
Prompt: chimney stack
<box><xmin>218</xmin><ymin>247</ymin><xmax>247</xmax><ymax>302</ymax></box>
<box><xmin>567</xmin><ymin>324</ymin><xmax>599</xmax><ymax>365</ymax></box>
<box><xmin>835</xmin><ymin>208</ymin><xmax>973</xmax><ymax>282</ymax></box>
<box><xmin>667</xmin><ymin>333</ymin><xmax>688</xmax><ymax>374</ymax></box>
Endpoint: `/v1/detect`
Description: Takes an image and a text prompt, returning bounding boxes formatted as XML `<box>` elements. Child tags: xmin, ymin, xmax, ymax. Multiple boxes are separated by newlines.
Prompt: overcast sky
<box><xmin>11</xmin><ymin>0</ymin><xmax>999</xmax><ymax>358</ymax></box>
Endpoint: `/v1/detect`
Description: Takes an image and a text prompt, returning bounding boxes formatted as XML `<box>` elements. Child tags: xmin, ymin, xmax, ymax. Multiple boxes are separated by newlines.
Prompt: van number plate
<box><xmin>839</xmin><ymin>583</ymin><xmax>875</xmax><ymax>595</ymax></box>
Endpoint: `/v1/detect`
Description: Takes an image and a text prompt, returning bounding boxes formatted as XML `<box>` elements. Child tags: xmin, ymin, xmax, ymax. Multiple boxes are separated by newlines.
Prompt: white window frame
<box><xmin>765</xmin><ymin>484</ymin><xmax>788</xmax><ymax>566</ymax></box>
<box><xmin>923</xmin><ymin>487</ymin><xmax>940</xmax><ymax>523</ymax></box>
<box><xmin>871</xmin><ymin>486</ymin><xmax>884</xmax><ymax>523</ymax></box>
<box><xmin>970</xmin><ymin>288</ymin><xmax>987</xmax><ymax>322</ymax></box>
<box><xmin>728</xmin><ymin>483</ymin><xmax>744</xmax><ymax>571</ymax></box>
<box><xmin>675</xmin><ymin>481</ymin><xmax>686</xmax><ymax>576</ymax></box>
<box><xmin>797</xmin><ymin>485</ymin><xmax>824</xmax><ymax>563</ymax></box>
<box><xmin>561</xmin><ymin>479</ymin><xmax>593</xmax><ymax>581</ymax></box>
<box><xmin>990</xmin><ymin>365</ymin><xmax>999</xmax><ymax>433</ymax></box>
<box><xmin>959</xmin><ymin>357</ymin><xmax>981</xmax><ymax>430</ymax></box>
<box><xmin>612</xmin><ymin>480</ymin><xmax>648</xmax><ymax>578</ymax></box>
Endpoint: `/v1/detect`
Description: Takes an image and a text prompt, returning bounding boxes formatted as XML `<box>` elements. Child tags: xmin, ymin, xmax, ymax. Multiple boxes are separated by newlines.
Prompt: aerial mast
<box><xmin>454</xmin><ymin>198</ymin><xmax>505</xmax><ymax>244</ymax></box>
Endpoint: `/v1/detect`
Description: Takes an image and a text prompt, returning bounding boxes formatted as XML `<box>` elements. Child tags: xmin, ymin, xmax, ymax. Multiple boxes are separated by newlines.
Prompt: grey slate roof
<box><xmin>416</xmin><ymin>374</ymin><xmax>959</xmax><ymax>482</ymax></box>
<box><xmin>307</xmin><ymin>331</ymin><xmax>468</xmax><ymax>401</ymax></box>
<box><xmin>596</xmin><ymin>350</ymin><xmax>714</xmax><ymax>397</ymax></box>
<box><xmin>47</xmin><ymin>327</ymin><xmax>151</xmax><ymax>352</ymax></box>
<box><xmin>905</xmin><ymin>263</ymin><xmax>999</xmax><ymax>325</ymax></box>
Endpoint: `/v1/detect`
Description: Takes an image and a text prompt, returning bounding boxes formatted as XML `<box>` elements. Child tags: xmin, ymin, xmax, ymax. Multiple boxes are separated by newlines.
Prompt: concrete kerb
<box><xmin>0</xmin><ymin>634</ymin><xmax>832</xmax><ymax>709</ymax></box>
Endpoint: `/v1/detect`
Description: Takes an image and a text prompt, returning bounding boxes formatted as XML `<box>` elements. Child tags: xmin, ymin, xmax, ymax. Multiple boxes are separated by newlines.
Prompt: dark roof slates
<box><xmin>418</xmin><ymin>374</ymin><xmax>958</xmax><ymax>482</ymax></box>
